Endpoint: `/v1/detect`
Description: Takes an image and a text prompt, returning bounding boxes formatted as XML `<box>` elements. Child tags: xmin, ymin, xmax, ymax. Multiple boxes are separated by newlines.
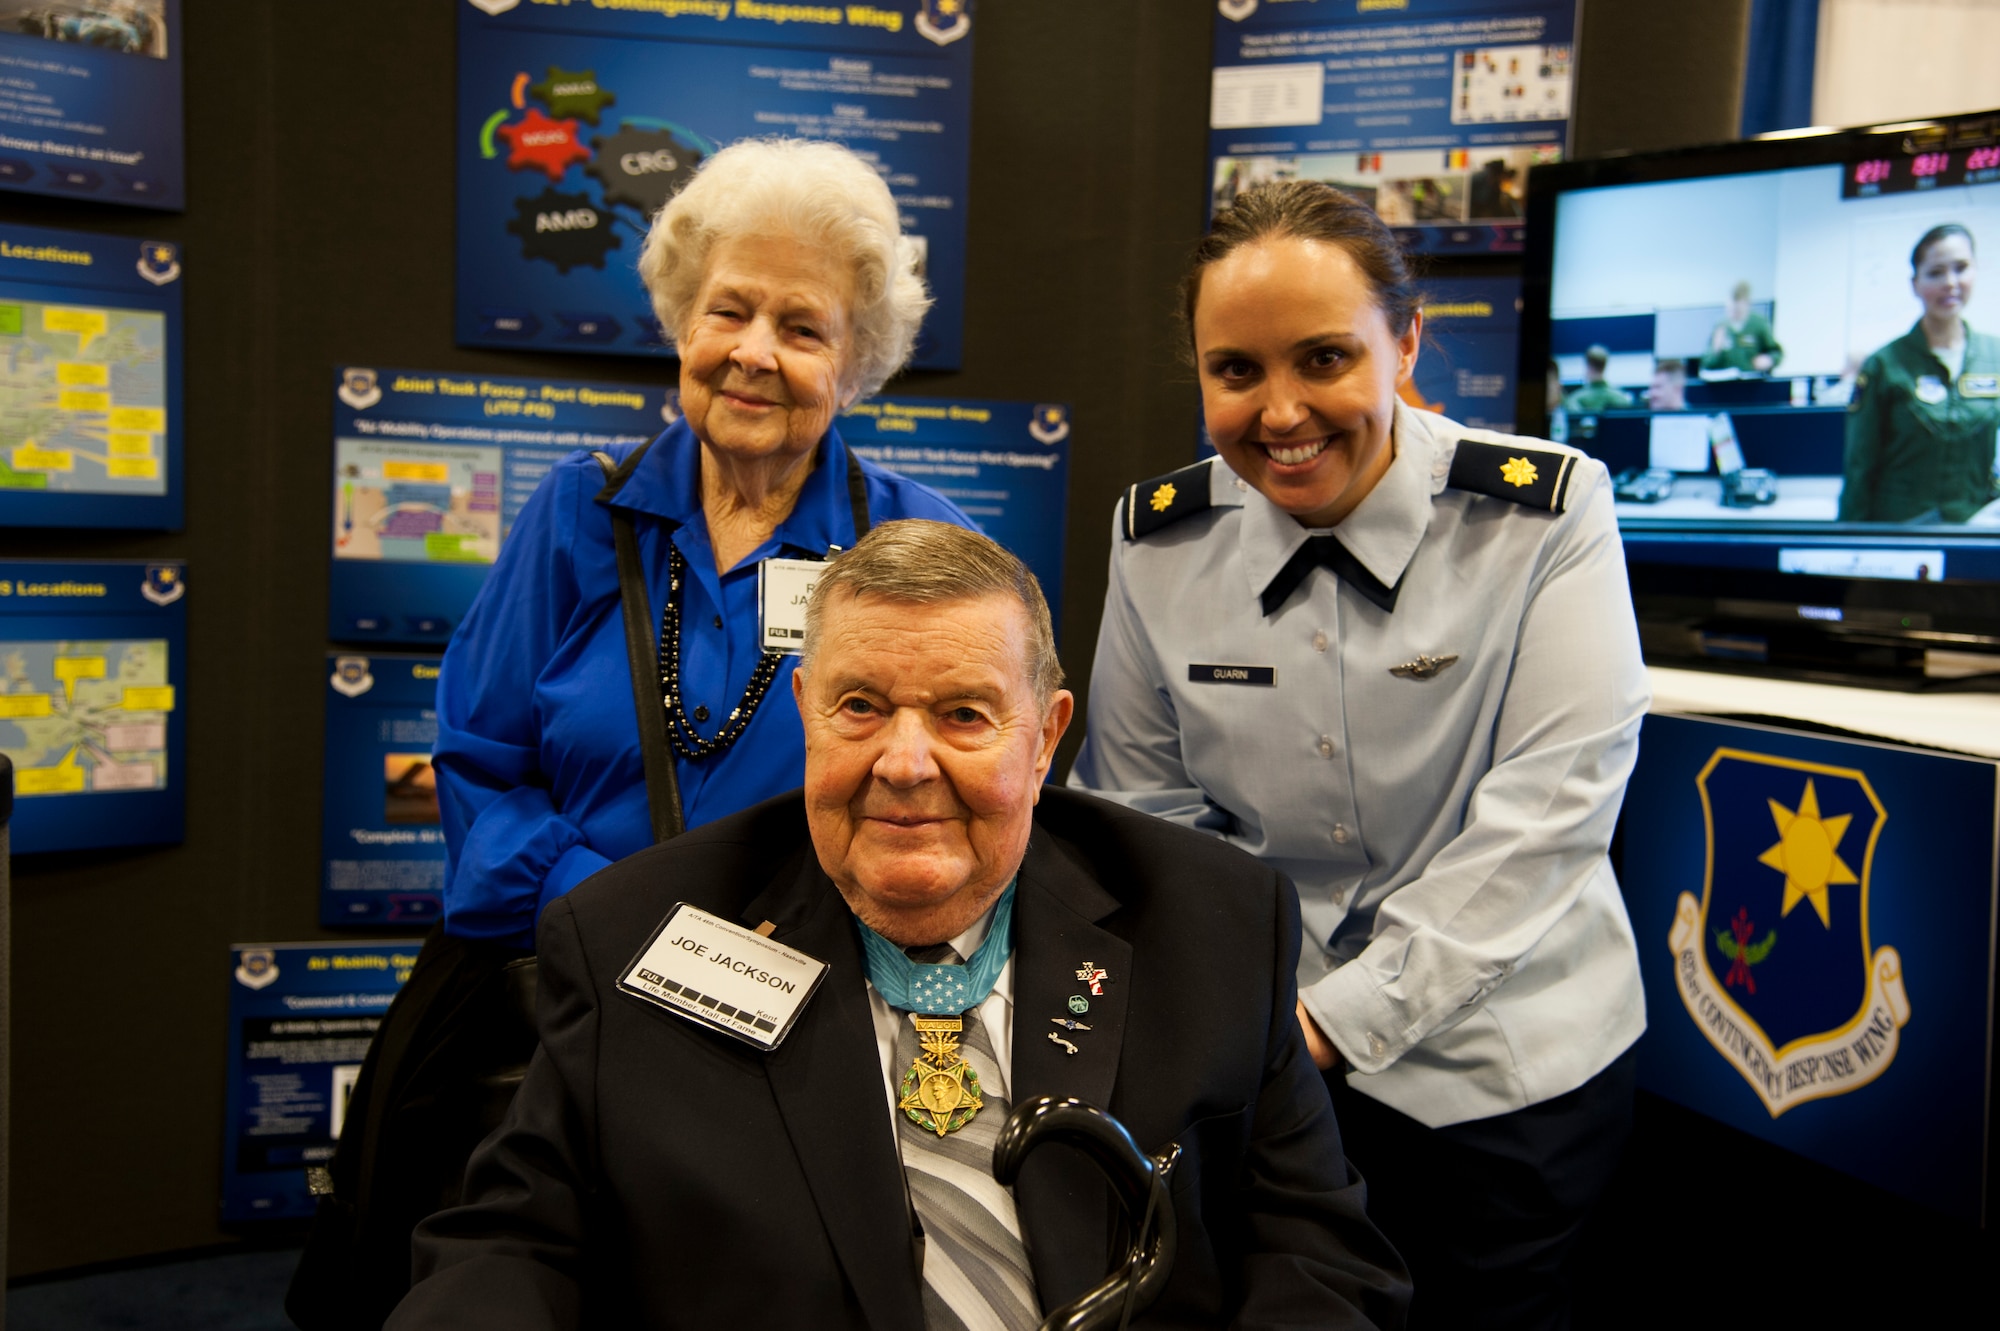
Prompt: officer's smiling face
<box><xmin>793</xmin><ymin>590</ymin><xmax>1072</xmax><ymax>947</ymax></box>
<box><xmin>1194</xmin><ymin>236</ymin><xmax>1421</xmax><ymax>528</ymax></box>
<box><xmin>1914</xmin><ymin>232</ymin><xmax>1976</xmax><ymax>325</ymax></box>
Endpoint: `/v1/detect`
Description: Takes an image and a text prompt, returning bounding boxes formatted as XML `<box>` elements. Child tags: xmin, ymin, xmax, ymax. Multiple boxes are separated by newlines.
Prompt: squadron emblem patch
<box><xmin>1669</xmin><ymin>750</ymin><xmax>1910</xmax><ymax>1117</ymax></box>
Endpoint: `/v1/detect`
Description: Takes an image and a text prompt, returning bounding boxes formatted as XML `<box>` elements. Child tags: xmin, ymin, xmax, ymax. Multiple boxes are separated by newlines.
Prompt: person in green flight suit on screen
<box><xmin>1563</xmin><ymin>344</ymin><xmax>1633</xmax><ymax>412</ymax></box>
<box><xmin>1701</xmin><ymin>280</ymin><xmax>1783</xmax><ymax>374</ymax></box>
<box><xmin>1840</xmin><ymin>224</ymin><xmax>2000</xmax><ymax>523</ymax></box>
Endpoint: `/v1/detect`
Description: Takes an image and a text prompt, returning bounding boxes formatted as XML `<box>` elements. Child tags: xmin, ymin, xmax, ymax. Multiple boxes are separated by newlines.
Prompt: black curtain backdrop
<box><xmin>0</xmin><ymin>0</ymin><xmax>1810</xmax><ymax>1283</ymax></box>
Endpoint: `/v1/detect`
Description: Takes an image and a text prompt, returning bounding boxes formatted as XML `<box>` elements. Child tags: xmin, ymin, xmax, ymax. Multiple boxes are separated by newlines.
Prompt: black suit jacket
<box><xmin>391</xmin><ymin>788</ymin><xmax>1409</xmax><ymax>1329</ymax></box>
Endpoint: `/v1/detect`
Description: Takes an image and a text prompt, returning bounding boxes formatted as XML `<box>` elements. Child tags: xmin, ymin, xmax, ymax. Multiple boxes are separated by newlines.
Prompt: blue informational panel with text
<box><xmin>1412</xmin><ymin>274</ymin><xmax>1522</xmax><ymax>433</ymax></box>
<box><xmin>1</xmin><ymin>221</ymin><xmax>183</xmax><ymax>528</ymax></box>
<box><xmin>222</xmin><ymin>941</ymin><xmax>419</xmax><ymax>1224</ymax></box>
<box><xmin>1208</xmin><ymin>0</ymin><xmax>1575</xmax><ymax>254</ymax></box>
<box><xmin>839</xmin><ymin>396</ymin><xmax>1071</xmax><ymax>628</ymax></box>
<box><xmin>456</xmin><ymin>0</ymin><xmax>973</xmax><ymax>367</ymax></box>
<box><xmin>328</xmin><ymin>364</ymin><xmax>667</xmax><ymax>646</ymax></box>
<box><xmin>0</xmin><ymin>0</ymin><xmax>182</xmax><ymax>209</ymax></box>
<box><xmin>1620</xmin><ymin>713</ymin><xmax>1997</xmax><ymax>1224</ymax></box>
<box><xmin>0</xmin><ymin>559</ymin><xmax>184</xmax><ymax>854</ymax></box>
<box><xmin>323</xmin><ymin>653</ymin><xmax>447</xmax><ymax>929</ymax></box>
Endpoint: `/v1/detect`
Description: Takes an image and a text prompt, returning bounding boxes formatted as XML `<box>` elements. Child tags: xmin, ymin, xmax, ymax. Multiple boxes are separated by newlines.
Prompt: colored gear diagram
<box><xmin>496</xmin><ymin>107</ymin><xmax>591</xmax><ymax>182</ymax></box>
<box><xmin>529</xmin><ymin>66</ymin><xmax>617</xmax><ymax>126</ymax></box>
<box><xmin>587</xmin><ymin>123</ymin><xmax>705</xmax><ymax>218</ymax></box>
<box><xmin>505</xmin><ymin>188</ymin><xmax>622</xmax><ymax>273</ymax></box>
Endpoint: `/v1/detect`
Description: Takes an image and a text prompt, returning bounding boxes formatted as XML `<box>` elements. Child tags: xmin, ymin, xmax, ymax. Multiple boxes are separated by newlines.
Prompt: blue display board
<box><xmin>1411</xmin><ymin>275</ymin><xmax>1521</xmax><ymax>433</ymax></box>
<box><xmin>0</xmin><ymin>221</ymin><xmax>183</xmax><ymax>529</ymax></box>
<box><xmin>323</xmin><ymin>653</ymin><xmax>446</xmax><ymax>929</ymax></box>
<box><xmin>0</xmin><ymin>559</ymin><xmax>184</xmax><ymax>854</ymax></box>
<box><xmin>1621</xmin><ymin>713</ymin><xmax>1997</xmax><ymax>1224</ymax></box>
<box><xmin>456</xmin><ymin>0</ymin><xmax>973</xmax><ymax>367</ymax></box>
<box><xmin>0</xmin><ymin>0</ymin><xmax>182</xmax><ymax>209</ymax></box>
<box><xmin>222</xmin><ymin>941</ymin><xmax>419</xmax><ymax>1223</ymax></box>
<box><xmin>1208</xmin><ymin>0</ymin><xmax>1575</xmax><ymax>254</ymax></box>
<box><xmin>839</xmin><ymin>396</ymin><xmax>1071</xmax><ymax>626</ymax></box>
<box><xmin>328</xmin><ymin>364</ymin><xmax>666</xmax><ymax>645</ymax></box>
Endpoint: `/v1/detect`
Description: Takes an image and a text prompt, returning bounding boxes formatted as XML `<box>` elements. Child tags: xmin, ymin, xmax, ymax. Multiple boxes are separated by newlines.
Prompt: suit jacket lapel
<box><xmin>744</xmin><ymin>858</ymin><xmax>925</xmax><ymax>1331</ymax></box>
<box><xmin>1007</xmin><ymin>827</ymin><xmax>1135</xmax><ymax>1313</ymax></box>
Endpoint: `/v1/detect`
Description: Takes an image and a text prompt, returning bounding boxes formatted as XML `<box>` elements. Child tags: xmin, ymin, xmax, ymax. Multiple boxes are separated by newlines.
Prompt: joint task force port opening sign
<box><xmin>1209</xmin><ymin>0</ymin><xmax>1575</xmax><ymax>255</ymax></box>
<box><xmin>0</xmin><ymin>559</ymin><xmax>185</xmax><ymax>854</ymax></box>
<box><xmin>328</xmin><ymin>365</ymin><xmax>666</xmax><ymax>646</ymax></box>
<box><xmin>323</xmin><ymin>654</ymin><xmax>447</xmax><ymax>929</ymax></box>
<box><xmin>456</xmin><ymin>0</ymin><xmax>973</xmax><ymax>369</ymax></box>
<box><xmin>223</xmin><ymin>942</ymin><xmax>419</xmax><ymax>1223</ymax></box>
<box><xmin>0</xmin><ymin>221</ymin><xmax>182</xmax><ymax>529</ymax></box>
<box><xmin>0</xmin><ymin>0</ymin><xmax>182</xmax><ymax>209</ymax></box>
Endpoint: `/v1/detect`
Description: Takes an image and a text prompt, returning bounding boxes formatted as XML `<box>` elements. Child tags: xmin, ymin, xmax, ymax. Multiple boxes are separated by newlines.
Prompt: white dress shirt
<box><xmin>1070</xmin><ymin>402</ymin><xmax>1649</xmax><ymax>1128</ymax></box>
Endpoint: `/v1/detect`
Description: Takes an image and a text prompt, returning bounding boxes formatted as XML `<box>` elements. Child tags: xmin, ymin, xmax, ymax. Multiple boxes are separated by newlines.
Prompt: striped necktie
<box><xmin>895</xmin><ymin>943</ymin><xmax>1040</xmax><ymax>1331</ymax></box>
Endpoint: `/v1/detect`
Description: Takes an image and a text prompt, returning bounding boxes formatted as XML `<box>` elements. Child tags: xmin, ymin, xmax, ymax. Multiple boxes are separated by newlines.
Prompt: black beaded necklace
<box><xmin>653</xmin><ymin>451</ymin><xmax>873</xmax><ymax>762</ymax></box>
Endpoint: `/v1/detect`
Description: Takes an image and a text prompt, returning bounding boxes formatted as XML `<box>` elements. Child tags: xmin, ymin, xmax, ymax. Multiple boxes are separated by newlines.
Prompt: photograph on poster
<box><xmin>456</xmin><ymin>0</ymin><xmax>973</xmax><ymax>366</ymax></box>
<box><xmin>322</xmin><ymin>653</ymin><xmax>446</xmax><ymax>928</ymax></box>
<box><xmin>0</xmin><ymin>0</ymin><xmax>182</xmax><ymax>206</ymax></box>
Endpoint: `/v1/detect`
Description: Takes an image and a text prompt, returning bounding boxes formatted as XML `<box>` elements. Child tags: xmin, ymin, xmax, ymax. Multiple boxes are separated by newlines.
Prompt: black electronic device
<box><xmin>1520</xmin><ymin>108</ymin><xmax>2000</xmax><ymax>686</ymax></box>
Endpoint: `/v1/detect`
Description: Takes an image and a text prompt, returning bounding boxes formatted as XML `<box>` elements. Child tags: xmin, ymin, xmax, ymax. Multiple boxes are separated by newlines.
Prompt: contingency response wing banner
<box><xmin>0</xmin><ymin>0</ymin><xmax>183</xmax><ymax>209</ymax></box>
<box><xmin>0</xmin><ymin>220</ymin><xmax>183</xmax><ymax>529</ymax></box>
<box><xmin>1208</xmin><ymin>0</ymin><xmax>1576</xmax><ymax>255</ymax></box>
<box><xmin>456</xmin><ymin>0</ymin><xmax>974</xmax><ymax>368</ymax></box>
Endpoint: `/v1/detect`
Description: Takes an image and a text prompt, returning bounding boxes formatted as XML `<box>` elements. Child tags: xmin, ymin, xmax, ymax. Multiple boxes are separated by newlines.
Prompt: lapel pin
<box><xmin>1075</xmin><ymin>962</ymin><xmax>1108</xmax><ymax>995</ymax></box>
<box><xmin>1389</xmin><ymin>653</ymin><xmax>1460</xmax><ymax>680</ymax></box>
<box><xmin>1047</xmin><ymin>1031</ymin><xmax>1079</xmax><ymax>1056</ymax></box>
<box><xmin>1067</xmin><ymin>995</ymin><xmax>1089</xmax><ymax>1014</ymax></box>
<box><xmin>1050</xmin><ymin>1017</ymin><xmax>1092</xmax><ymax>1031</ymax></box>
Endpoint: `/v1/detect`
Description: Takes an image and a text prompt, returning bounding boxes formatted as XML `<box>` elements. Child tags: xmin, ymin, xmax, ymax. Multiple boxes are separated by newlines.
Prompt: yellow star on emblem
<box><xmin>1757</xmin><ymin>778</ymin><xmax>1858</xmax><ymax>928</ymax></box>
<box><xmin>1149</xmin><ymin>482</ymin><xmax>1177</xmax><ymax>513</ymax></box>
<box><xmin>1500</xmin><ymin>455</ymin><xmax>1539</xmax><ymax>487</ymax></box>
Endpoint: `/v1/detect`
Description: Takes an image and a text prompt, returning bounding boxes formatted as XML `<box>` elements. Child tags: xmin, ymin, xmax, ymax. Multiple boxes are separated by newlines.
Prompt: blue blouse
<box><xmin>434</xmin><ymin>418</ymin><xmax>974</xmax><ymax>946</ymax></box>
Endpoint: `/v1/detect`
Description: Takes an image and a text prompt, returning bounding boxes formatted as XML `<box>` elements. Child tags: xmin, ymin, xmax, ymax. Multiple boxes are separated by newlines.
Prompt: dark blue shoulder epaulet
<box><xmin>1446</xmin><ymin>439</ymin><xmax>1577</xmax><ymax>513</ymax></box>
<box><xmin>1122</xmin><ymin>460</ymin><xmax>1214</xmax><ymax>541</ymax></box>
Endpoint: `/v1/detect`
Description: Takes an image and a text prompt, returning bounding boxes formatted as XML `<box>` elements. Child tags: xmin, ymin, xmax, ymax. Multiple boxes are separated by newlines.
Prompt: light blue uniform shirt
<box><xmin>1070</xmin><ymin>403</ymin><xmax>1649</xmax><ymax>1127</ymax></box>
<box><xmin>434</xmin><ymin>418</ymin><xmax>973</xmax><ymax>948</ymax></box>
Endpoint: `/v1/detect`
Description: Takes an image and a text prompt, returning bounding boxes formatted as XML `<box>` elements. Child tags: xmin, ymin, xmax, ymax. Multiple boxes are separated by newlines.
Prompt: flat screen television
<box><xmin>1518</xmin><ymin>109</ymin><xmax>2000</xmax><ymax>685</ymax></box>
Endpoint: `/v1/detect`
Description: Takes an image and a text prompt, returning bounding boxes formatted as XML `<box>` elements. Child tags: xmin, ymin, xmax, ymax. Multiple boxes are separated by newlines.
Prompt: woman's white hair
<box><xmin>637</xmin><ymin>137</ymin><xmax>931</xmax><ymax>400</ymax></box>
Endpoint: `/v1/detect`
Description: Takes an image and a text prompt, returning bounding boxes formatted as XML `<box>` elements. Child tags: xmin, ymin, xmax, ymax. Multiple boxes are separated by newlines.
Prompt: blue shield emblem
<box><xmin>1668</xmin><ymin>749</ymin><xmax>1910</xmax><ymax>1116</ymax></box>
<box><xmin>137</xmin><ymin>240</ymin><xmax>180</xmax><ymax>286</ymax></box>
<box><xmin>141</xmin><ymin>563</ymin><xmax>184</xmax><ymax>606</ymax></box>
<box><xmin>1028</xmin><ymin>403</ymin><xmax>1070</xmax><ymax>444</ymax></box>
<box><xmin>916</xmin><ymin>0</ymin><xmax>970</xmax><ymax>46</ymax></box>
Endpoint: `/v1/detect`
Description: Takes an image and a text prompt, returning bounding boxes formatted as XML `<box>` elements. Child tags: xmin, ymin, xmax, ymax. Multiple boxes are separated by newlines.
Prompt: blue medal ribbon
<box><xmin>855</xmin><ymin>879</ymin><xmax>1016</xmax><ymax>1015</ymax></box>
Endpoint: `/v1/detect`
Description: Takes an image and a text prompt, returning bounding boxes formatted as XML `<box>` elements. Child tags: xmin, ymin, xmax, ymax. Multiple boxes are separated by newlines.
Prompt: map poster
<box><xmin>0</xmin><ymin>558</ymin><xmax>184</xmax><ymax>854</ymax></box>
<box><xmin>0</xmin><ymin>220</ymin><xmax>182</xmax><ymax>529</ymax></box>
<box><xmin>1620</xmin><ymin>714</ymin><xmax>1997</xmax><ymax>1224</ymax></box>
<box><xmin>322</xmin><ymin>653</ymin><xmax>447</xmax><ymax>929</ymax></box>
<box><xmin>456</xmin><ymin>0</ymin><xmax>973</xmax><ymax>368</ymax></box>
<box><xmin>0</xmin><ymin>0</ymin><xmax>182</xmax><ymax>209</ymax></box>
<box><xmin>328</xmin><ymin>364</ymin><xmax>666</xmax><ymax>646</ymax></box>
<box><xmin>222</xmin><ymin>941</ymin><xmax>419</xmax><ymax>1224</ymax></box>
<box><xmin>838</xmin><ymin>397</ymin><xmax>1071</xmax><ymax>628</ymax></box>
<box><xmin>1209</xmin><ymin>0</ymin><xmax>1577</xmax><ymax>255</ymax></box>
<box><xmin>1409</xmin><ymin>274</ymin><xmax>1522</xmax><ymax>433</ymax></box>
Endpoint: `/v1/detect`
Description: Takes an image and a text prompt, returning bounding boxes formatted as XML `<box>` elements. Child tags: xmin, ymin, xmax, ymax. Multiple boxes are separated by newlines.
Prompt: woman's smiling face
<box><xmin>1193</xmin><ymin>235</ymin><xmax>1421</xmax><ymax>528</ymax></box>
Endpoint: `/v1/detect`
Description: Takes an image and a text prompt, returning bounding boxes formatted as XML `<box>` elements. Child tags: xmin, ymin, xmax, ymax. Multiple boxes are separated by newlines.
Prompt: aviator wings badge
<box><xmin>1389</xmin><ymin>653</ymin><xmax>1460</xmax><ymax>680</ymax></box>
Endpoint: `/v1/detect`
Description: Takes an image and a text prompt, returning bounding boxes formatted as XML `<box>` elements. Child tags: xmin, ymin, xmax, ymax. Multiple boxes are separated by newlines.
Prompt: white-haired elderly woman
<box><xmin>434</xmin><ymin>137</ymin><xmax>973</xmax><ymax>950</ymax></box>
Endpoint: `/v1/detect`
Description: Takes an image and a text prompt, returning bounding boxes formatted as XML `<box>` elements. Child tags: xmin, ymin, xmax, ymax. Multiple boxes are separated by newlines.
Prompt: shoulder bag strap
<box><xmin>592</xmin><ymin>444</ymin><xmax>684</xmax><ymax>843</ymax></box>
<box><xmin>844</xmin><ymin>446</ymin><xmax>872</xmax><ymax>540</ymax></box>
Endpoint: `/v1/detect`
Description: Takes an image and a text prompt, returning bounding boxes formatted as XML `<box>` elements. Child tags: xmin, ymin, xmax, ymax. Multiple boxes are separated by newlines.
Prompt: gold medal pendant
<box><xmin>898</xmin><ymin>1015</ymin><xmax>984</xmax><ymax>1137</ymax></box>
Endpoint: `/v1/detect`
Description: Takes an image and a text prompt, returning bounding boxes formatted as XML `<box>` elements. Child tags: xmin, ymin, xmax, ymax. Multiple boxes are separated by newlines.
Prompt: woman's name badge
<box><xmin>1917</xmin><ymin>375</ymin><xmax>1950</xmax><ymax>405</ymax></box>
<box><xmin>759</xmin><ymin>557</ymin><xmax>825</xmax><ymax>654</ymax></box>
<box><xmin>619</xmin><ymin>902</ymin><xmax>828</xmax><ymax>1051</ymax></box>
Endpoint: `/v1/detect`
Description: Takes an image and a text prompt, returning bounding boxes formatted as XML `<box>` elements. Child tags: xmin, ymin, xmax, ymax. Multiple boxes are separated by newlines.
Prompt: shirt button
<box><xmin>693</xmin><ymin>704</ymin><xmax>710</xmax><ymax>723</ymax></box>
<box><xmin>1317</xmin><ymin>735</ymin><xmax>1335</xmax><ymax>758</ymax></box>
<box><xmin>1313</xmin><ymin>630</ymin><xmax>1328</xmax><ymax>653</ymax></box>
<box><xmin>1333</xmin><ymin>823</ymin><xmax>1350</xmax><ymax>844</ymax></box>
<box><xmin>1367</xmin><ymin>1031</ymin><xmax>1387</xmax><ymax>1060</ymax></box>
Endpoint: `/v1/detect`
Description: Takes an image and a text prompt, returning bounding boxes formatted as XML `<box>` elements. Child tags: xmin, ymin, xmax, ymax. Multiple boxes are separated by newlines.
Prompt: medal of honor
<box><xmin>898</xmin><ymin>1015</ymin><xmax>985</xmax><ymax>1136</ymax></box>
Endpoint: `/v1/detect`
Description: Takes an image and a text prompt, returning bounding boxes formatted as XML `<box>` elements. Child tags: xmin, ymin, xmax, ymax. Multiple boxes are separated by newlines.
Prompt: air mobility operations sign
<box><xmin>1621</xmin><ymin>715</ymin><xmax>1997</xmax><ymax>1224</ymax></box>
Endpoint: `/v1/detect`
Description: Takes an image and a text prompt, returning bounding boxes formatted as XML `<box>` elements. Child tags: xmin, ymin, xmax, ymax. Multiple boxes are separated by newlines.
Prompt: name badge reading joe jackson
<box><xmin>759</xmin><ymin>557</ymin><xmax>826</xmax><ymax>654</ymax></box>
<box><xmin>619</xmin><ymin>903</ymin><xmax>829</xmax><ymax>1051</ymax></box>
